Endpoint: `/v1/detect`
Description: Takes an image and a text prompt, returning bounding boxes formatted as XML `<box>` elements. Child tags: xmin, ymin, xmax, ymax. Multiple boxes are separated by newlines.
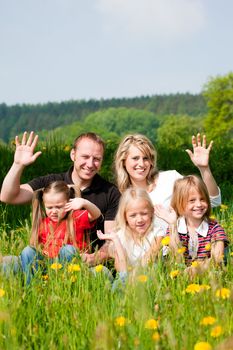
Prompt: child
<box><xmin>155</xmin><ymin>175</ymin><xmax>228</xmax><ymax>276</ymax></box>
<box><xmin>20</xmin><ymin>180</ymin><xmax>101</xmax><ymax>283</ymax></box>
<box><xmin>96</xmin><ymin>187</ymin><xmax>164</xmax><ymax>276</ymax></box>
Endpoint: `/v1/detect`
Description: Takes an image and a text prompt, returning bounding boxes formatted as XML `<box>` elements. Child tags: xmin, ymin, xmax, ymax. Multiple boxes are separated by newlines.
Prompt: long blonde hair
<box><xmin>115</xmin><ymin>187</ymin><xmax>154</xmax><ymax>240</ymax></box>
<box><xmin>30</xmin><ymin>181</ymin><xmax>80</xmax><ymax>249</ymax></box>
<box><xmin>171</xmin><ymin>175</ymin><xmax>211</xmax><ymax>219</ymax></box>
<box><xmin>114</xmin><ymin>134</ymin><xmax>158</xmax><ymax>193</ymax></box>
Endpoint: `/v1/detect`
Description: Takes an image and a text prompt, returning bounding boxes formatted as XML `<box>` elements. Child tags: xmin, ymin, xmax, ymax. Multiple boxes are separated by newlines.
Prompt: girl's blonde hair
<box><xmin>171</xmin><ymin>175</ymin><xmax>211</xmax><ymax>219</ymax></box>
<box><xmin>30</xmin><ymin>181</ymin><xmax>80</xmax><ymax>250</ymax></box>
<box><xmin>114</xmin><ymin>134</ymin><xmax>158</xmax><ymax>193</ymax></box>
<box><xmin>115</xmin><ymin>187</ymin><xmax>154</xmax><ymax>238</ymax></box>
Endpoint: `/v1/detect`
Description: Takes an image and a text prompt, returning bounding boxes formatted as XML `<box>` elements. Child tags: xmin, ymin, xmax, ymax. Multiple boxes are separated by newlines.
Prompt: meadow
<box><xmin>0</xmin><ymin>142</ymin><xmax>232</xmax><ymax>350</ymax></box>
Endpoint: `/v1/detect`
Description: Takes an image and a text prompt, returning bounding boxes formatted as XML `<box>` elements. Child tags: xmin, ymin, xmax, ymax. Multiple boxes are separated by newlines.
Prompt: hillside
<box><xmin>0</xmin><ymin>93</ymin><xmax>206</xmax><ymax>142</ymax></box>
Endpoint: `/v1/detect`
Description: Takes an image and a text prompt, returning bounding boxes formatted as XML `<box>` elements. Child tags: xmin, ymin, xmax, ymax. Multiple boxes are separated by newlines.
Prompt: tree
<box><xmin>202</xmin><ymin>72</ymin><xmax>233</xmax><ymax>143</ymax></box>
<box><xmin>156</xmin><ymin>115</ymin><xmax>203</xmax><ymax>148</ymax></box>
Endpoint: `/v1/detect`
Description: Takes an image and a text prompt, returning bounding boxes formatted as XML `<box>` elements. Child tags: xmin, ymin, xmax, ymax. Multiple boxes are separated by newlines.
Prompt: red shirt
<box><xmin>38</xmin><ymin>210</ymin><xmax>95</xmax><ymax>258</ymax></box>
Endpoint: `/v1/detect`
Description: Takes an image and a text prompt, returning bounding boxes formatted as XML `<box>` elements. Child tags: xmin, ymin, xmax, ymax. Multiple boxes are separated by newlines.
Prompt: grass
<box><xmin>0</xmin><ymin>141</ymin><xmax>232</xmax><ymax>349</ymax></box>
<box><xmin>0</xmin><ymin>204</ymin><xmax>232</xmax><ymax>350</ymax></box>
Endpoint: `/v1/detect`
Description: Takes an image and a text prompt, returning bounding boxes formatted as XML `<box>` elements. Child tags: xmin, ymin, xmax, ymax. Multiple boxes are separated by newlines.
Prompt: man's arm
<box><xmin>0</xmin><ymin>132</ymin><xmax>41</xmax><ymax>204</ymax></box>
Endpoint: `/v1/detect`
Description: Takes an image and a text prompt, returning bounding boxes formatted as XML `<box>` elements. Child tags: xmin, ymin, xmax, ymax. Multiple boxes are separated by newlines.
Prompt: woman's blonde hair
<box><xmin>171</xmin><ymin>175</ymin><xmax>211</xmax><ymax>219</ymax></box>
<box><xmin>115</xmin><ymin>187</ymin><xmax>154</xmax><ymax>239</ymax></box>
<box><xmin>114</xmin><ymin>134</ymin><xmax>158</xmax><ymax>193</ymax></box>
<box><xmin>30</xmin><ymin>181</ymin><xmax>80</xmax><ymax>250</ymax></box>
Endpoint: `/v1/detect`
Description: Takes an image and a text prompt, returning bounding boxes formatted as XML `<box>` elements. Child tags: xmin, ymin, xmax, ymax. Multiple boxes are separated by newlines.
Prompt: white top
<box><xmin>116</xmin><ymin>226</ymin><xmax>163</xmax><ymax>266</ymax></box>
<box><xmin>149</xmin><ymin>170</ymin><xmax>221</xmax><ymax>233</ymax></box>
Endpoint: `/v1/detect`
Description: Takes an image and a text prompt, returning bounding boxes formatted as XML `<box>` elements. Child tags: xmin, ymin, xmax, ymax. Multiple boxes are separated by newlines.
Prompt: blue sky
<box><xmin>0</xmin><ymin>0</ymin><xmax>232</xmax><ymax>105</ymax></box>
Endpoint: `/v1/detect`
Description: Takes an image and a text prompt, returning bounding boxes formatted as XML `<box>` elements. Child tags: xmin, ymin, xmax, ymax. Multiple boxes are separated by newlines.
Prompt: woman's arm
<box><xmin>185</xmin><ymin>134</ymin><xmax>219</xmax><ymax>198</ymax></box>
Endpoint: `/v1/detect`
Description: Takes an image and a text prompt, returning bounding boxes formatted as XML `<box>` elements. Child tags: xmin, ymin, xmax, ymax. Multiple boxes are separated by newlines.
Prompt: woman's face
<box><xmin>124</xmin><ymin>145</ymin><xmax>152</xmax><ymax>184</ymax></box>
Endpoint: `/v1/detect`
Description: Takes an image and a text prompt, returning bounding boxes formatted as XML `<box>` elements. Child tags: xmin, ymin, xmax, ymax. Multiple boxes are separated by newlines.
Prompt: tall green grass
<box><xmin>0</xmin><ymin>204</ymin><xmax>232</xmax><ymax>349</ymax></box>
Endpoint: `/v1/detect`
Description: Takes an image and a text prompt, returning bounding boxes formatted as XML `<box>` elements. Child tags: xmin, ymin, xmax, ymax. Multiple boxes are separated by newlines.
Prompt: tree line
<box><xmin>0</xmin><ymin>93</ymin><xmax>206</xmax><ymax>143</ymax></box>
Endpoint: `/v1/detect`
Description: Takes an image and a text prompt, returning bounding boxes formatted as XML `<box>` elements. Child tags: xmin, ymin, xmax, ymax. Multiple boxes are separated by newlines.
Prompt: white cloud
<box><xmin>95</xmin><ymin>0</ymin><xmax>206</xmax><ymax>43</ymax></box>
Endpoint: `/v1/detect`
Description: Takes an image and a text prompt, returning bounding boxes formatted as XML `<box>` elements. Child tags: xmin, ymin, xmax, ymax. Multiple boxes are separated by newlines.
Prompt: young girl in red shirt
<box><xmin>20</xmin><ymin>180</ymin><xmax>101</xmax><ymax>283</ymax></box>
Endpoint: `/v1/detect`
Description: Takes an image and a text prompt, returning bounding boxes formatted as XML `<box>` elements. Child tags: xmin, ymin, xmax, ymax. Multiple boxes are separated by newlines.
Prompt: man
<box><xmin>0</xmin><ymin>131</ymin><xmax>120</xmax><ymax>260</ymax></box>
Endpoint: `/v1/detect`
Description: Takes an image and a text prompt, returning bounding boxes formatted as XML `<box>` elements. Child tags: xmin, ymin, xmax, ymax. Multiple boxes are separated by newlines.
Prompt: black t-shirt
<box><xmin>28</xmin><ymin>167</ymin><xmax>121</xmax><ymax>250</ymax></box>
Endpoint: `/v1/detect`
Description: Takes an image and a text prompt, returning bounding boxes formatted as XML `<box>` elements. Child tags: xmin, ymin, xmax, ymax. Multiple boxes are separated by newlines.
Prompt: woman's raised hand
<box><xmin>185</xmin><ymin>133</ymin><xmax>213</xmax><ymax>168</ymax></box>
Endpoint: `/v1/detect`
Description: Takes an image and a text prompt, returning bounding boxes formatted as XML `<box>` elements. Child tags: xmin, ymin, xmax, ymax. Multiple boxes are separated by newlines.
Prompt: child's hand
<box><xmin>154</xmin><ymin>205</ymin><xmax>177</xmax><ymax>225</ymax></box>
<box><xmin>97</xmin><ymin>230</ymin><xmax>116</xmax><ymax>241</ymax></box>
<box><xmin>81</xmin><ymin>253</ymin><xmax>97</xmax><ymax>266</ymax></box>
<box><xmin>64</xmin><ymin>198</ymin><xmax>85</xmax><ymax>211</ymax></box>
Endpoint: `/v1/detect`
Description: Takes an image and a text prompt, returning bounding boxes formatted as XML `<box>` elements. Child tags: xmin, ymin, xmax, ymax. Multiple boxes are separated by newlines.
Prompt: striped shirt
<box><xmin>167</xmin><ymin>218</ymin><xmax>228</xmax><ymax>265</ymax></box>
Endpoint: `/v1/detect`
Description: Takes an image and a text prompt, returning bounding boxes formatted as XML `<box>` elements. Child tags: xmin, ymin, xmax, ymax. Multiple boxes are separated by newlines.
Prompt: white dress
<box><xmin>116</xmin><ymin>227</ymin><xmax>163</xmax><ymax>266</ymax></box>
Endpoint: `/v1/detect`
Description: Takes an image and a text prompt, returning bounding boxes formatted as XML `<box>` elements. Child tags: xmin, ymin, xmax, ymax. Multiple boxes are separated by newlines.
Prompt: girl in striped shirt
<box><xmin>155</xmin><ymin>175</ymin><xmax>228</xmax><ymax>276</ymax></box>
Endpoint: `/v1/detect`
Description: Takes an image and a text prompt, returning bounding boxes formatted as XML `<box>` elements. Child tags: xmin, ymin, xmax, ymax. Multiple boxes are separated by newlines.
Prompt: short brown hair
<box><xmin>73</xmin><ymin>132</ymin><xmax>105</xmax><ymax>152</ymax></box>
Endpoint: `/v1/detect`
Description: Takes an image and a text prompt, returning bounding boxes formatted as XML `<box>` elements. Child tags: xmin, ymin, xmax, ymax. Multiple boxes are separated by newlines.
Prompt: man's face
<box><xmin>70</xmin><ymin>138</ymin><xmax>104</xmax><ymax>183</ymax></box>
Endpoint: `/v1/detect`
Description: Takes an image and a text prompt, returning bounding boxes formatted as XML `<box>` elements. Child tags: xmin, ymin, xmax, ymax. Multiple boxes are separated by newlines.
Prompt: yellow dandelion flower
<box><xmin>210</xmin><ymin>325</ymin><xmax>223</xmax><ymax>338</ymax></box>
<box><xmin>191</xmin><ymin>261</ymin><xmax>199</xmax><ymax>268</ymax></box>
<box><xmin>205</xmin><ymin>243</ymin><xmax>211</xmax><ymax>251</ymax></box>
<box><xmin>64</xmin><ymin>145</ymin><xmax>71</xmax><ymax>152</ymax></box>
<box><xmin>0</xmin><ymin>289</ymin><xmax>5</xmax><ymax>297</ymax></box>
<box><xmin>194</xmin><ymin>342</ymin><xmax>212</xmax><ymax>350</ymax></box>
<box><xmin>230</xmin><ymin>252</ymin><xmax>233</xmax><ymax>257</ymax></box>
<box><xmin>42</xmin><ymin>274</ymin><xmax>49</xmax><ymax>281</ymax></box>
<box><xmin>95</xmin><ymin>264</ymin><xmax>103</xmax><ymax>273</ymax></box>
<box><xmin>145</xmin><ymin>319</ymin><xmax>158</xmax><ymax>330</ymax></box>
<box><xmin>70</xmin><ymin>275</ymin><xmax>77</xmax><ymax>283</ymax></box>
<box><xmin>220</xmin><ymin>204</ymin><xmax>228</xmax><ymax>211</ymax></box>
<box><xmin>137</xmin><ymin>274</ymin><xmax>148</xmax><ymax>283</ymax></box>
<box><xmin>50</xmin><ymin>263</ymin><xmax>62</xmax><ymax>270</ymax></box>
<box><xmin>161</xmin><ymin>236</ymin><xmax>170</xmax><ymax>246</ymax></box>
<box><xmin>200</xmin><ymin>316</ymin><xmax>216</xmax><ymax>326</ymax></box>
<box><xmin>209</xmin><ymin>215</ymin><xmax>216</xmax><ymax>220</ymax></box>
<box><xmin>185</xmin><ymin>283</ymin><xmax>202</xmax><ymax>294</ymax></box>
<box><xmin>68</xmin><ymin>264</ymin><xmax>81</xmax><ymax>273</ymax></box>
<box><xmin>152</xmin><ymin>332</ymin><xmax>160</xmax><ymax>341</ymax></box>
<box><xmin>170</xmin><ymin>270</ymin><xmax>180</xmax><ymax>279</ymax></box>
<box><xmin>134</xmin><ymin>338</ymin><xmax>140</xmax><ymax>346</ymax></box>
<box><xmin>215</xmin><ymin>288</ymin><xmax>230</xmax><ymax>299</ymax></box>
<box><xmin>115</xmin><ymin>316</ymin><xmax>127</xmax><ymax>327</ymax></box>
<box><xmin>177</xmin><ymin>247</ymin><xmax>186</xmax><ymax>254</ymax></box>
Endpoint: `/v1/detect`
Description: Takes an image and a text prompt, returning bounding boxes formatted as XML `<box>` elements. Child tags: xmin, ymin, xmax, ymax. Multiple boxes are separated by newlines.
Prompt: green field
<box><xmin>0</xmin><ymin>139</ymin><xmax>232</xmax><ymax>349</ymax></box>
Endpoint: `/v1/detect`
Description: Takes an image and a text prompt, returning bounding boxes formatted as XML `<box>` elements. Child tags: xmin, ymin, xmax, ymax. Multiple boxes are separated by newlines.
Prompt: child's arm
<box><xmin>96</xmin><ymin>230</ymin><xmax>128</xmax><ymax>272</ymax></box>
<box><xmin>65</xmin><ymin>198</ymin><xmax>101</xmax><ymax>221</ymax></box>
<box><xmin>140</xmin><ymin>236</ymin><xmax>163</xmax><ymax>266</ymax></box>
<box><xmin>211</xmin><ymin>240</ymin><xmax>225</xmax><ymax>263</ymax></box>
<box><xmin>154</xmin><ymin>204</ymin><xmax>177</xmax><ymax>225</ymax></box>
<box><xmin>186</xmin><ymin>241</ymin><xmax>225</xmax><ymax>279</ymax></box>
<box><xmin>154</xmin><ymin>205</ymin><xmax>181</xmax><ymax>256</ymax></box>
